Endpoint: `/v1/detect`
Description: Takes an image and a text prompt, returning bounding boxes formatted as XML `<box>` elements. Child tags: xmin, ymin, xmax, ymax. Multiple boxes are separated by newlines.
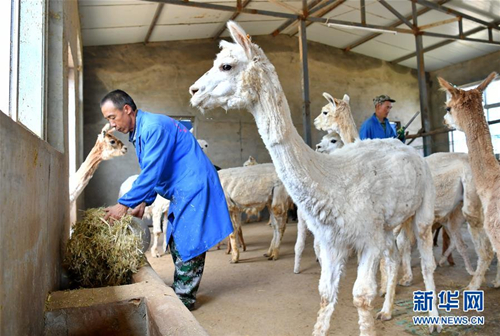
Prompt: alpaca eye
<box><xmin>110</xmin><ymin>140</ymin><xmax>116</xmax><ymax>145</ymax></box>
<box><xmin>323</xmin><ymin>111</ymin><xmax>328</xmax><ymax>115</ymax></box>
<box><xmin>446</xmin><ymin>107</ymin><xmax>451</xmax><ymax>112</ymax></box>
<box><xmin>222</xmin><ymin>64</ymin><xmax>232</xmax><ymax>71</ymax></box>
<box><xmin>331</xmin><ymin>140</ymin><xmax>336</xmax><ymax>143</ymax></box>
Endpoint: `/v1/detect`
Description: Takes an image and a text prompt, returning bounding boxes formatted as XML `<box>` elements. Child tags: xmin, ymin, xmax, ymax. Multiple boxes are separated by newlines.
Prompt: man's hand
<box><xmin>104</xmin><ymin>203</ymin><xmax>129</xmax><ymax>223</ymax></box>
<box><xmin>130</xmin><ymin>202</ymin><xmax>147</xmax><ymax>219</ymax></box>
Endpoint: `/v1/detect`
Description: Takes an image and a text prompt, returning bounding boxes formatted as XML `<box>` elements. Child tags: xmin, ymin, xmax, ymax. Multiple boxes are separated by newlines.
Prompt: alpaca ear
<box><xmin>227</xmin><ymin>21</ymin><xmax>254</xmax><ymax>60</ymax></box>
<box><xmin>437</xmin><ymin>77</ymin><xmax>459</xmax><ymax>97</ymax></box>
<box><xmin>477</xmin><ymin>72</ymin><xmax>497</xmax><ymax>93</ymax></box>
<box><xmin>322</xmin><ymin>92</ymin><xmax>336</xmax><ymax>108</ymax></box>
<box><xmin>101</xmin><ymin>123</ymin><xmax>111</xmax><ymax>136</ymax></box>
<box><xmin>342</xmin><ymin>94</ymin><xmax>350</xmax><ymax>103</ymax></box>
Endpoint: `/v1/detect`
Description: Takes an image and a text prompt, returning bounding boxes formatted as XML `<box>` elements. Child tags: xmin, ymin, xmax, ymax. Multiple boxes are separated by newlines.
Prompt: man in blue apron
<box><xmin>102</xmin><ymin>90</ymin><xmax>233</xmax><ymax>310</ymax></box>
<box><xmin>359</xmin><ymin>94</ymin><xmax>405</xmax><ymax>142</ymax></box>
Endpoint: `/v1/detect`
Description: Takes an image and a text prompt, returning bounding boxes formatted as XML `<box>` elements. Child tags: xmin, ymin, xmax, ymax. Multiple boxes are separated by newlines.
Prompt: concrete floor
<box><xmin>147</xmin><ymin>220</ymin><xmax>500</xmax><ymax>336</ymax></box>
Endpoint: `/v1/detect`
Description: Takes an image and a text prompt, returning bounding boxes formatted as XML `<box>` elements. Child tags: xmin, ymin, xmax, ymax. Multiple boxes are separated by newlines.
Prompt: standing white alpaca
<box><xmin>189</xmin><ymin>21</ymin><xmax>440</xmax><ymax>335</ymax></box>
<box><xmin>70</xmin><ymin>124</ymin><xmax>127</xmax><ymax>203</ymax></box>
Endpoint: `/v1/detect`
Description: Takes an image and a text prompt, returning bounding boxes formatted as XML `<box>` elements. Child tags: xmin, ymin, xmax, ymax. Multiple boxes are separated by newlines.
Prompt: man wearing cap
<box><xmin>360</xmin><ymin>95</ymin><xmax>404</xmax><ymax>142</ymax></box>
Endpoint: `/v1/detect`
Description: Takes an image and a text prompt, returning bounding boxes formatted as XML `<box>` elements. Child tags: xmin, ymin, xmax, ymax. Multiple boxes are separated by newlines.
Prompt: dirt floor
<box><xmin>147</xmin><ymin>220</ymin><xmax>500</xmax><ymax>336</ymax></box>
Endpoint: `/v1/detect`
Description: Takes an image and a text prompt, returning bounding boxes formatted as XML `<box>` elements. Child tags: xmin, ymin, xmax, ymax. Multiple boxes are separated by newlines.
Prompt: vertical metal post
<box><xmin>360</xmin><ymin>0</ymin><xmax>366</xmax><ymax>25</ymax></box>
<box><xmin>412</xmin><ymin>1</ymin><xmax>431</xmax><ymax>156</ymax></box>
<box><xmin>299</xmin><ymin>18</ymin><xmax>312</xmax><ymax>147</ymax></box>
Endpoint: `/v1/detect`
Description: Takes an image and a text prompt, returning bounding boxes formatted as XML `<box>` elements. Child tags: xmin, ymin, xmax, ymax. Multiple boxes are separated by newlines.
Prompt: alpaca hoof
<box><xmin>378</xmin><ymin>290</ymin><xmax>386</xmax><ymax>297</ymax></box>
<box><xmin>429</xmin><ymin>323</ymin><xmax>442</xmax><ymax>333</ymax></box>
<box><xmin>398</xmin><ymin>278</ymin><xmax>412</xmax><ymax>287</ymax></box>
<box><xmin>230</xmin><ymin>259</ymin><xmax>239</xmax><ymax>264</ymax></box>
<box><xmin>375</xmin><ymin>311</ymin><xmax>392</xmax><ymax>321</ymax></box>
<box><xmin>294</xmin><ymin>269</ymin><xmax>300</xmax><ymax>274</ymax></box>
<box><xmin>488</xmin><ymin>281</ymin><xmax>500</xmax><ymax>288</ymax></box>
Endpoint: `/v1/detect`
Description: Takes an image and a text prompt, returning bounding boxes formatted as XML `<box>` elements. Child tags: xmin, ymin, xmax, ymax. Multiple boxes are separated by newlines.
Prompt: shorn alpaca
<box><xmin>69</xmin><ymin>124</ymin><xmax>127</xmax><ymax>203</ymax></box>
<box><xmin>218</xmin><ymin>163</ymin><xmax>292</xmax><ymax>263</ymax></box>
<box><xmin>441</xmin><ymin>72</ymin><xmax>500</xmax><ymax>255</ymax></box>
<box><xmin>190</xmin><ymin>21</ymin><xmax>440</xmax><ymax>335</ymax></box>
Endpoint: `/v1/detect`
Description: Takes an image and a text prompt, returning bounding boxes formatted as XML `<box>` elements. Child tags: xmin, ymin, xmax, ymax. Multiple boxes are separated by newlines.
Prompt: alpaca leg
<box><xmin>150</xmin><ymin>209</ymin><xmax>164</xmax><ymax>258</ymax></box>
<box><xmin>414</xmin><ymin>218</ymin><xmax>441</xmax><ymax>333</ymax></box>
<box><xmin>466</xmin><ymin>223</ymin><xmax>494</xmax><ymax>290</ymax></box>
<box><xmin>379</xmin><ymin>257</ymin><xmax>387</xmax><ymax>297</ymax></box>
<box><xmin>353</xmin><ymin>246</ymin><xmax>381</xmax><ymax>336</ymax></box>
<box><xmin>493</xmin><ymin>254</ymin><xmax>500</xmax><ymax>288</ymax></box>
<box><xmin>229</xmin><ymin>211</ymin><xmax>241</xmax><ymax>263</ymax></box>
<box><xmin>312</xmin><ymin>244</ymin><xmax>348</xmax><ymax>336</ymax></box>
<box><xmin>377</xmin><ymin>234</ymin><xmax>400</xmax><ymax>321</ymax></box>
<box><xmin>294</xmin><ymin>211</ymin><xmax>307</xmax><ymax>274</ymax></box>
<box><xmin>265</xmin><ymin>212</ymin><xmax>286</xmax><ymax>260</ymax></box>
<box><xmin>397</xmin><ymin>228</ymin><xmax>413</xmax><ymax>286</ymax></box>
<box><xmin>442</xmin><ymin>229</ymin><xmax>455</xmax><ymax>266</ymax></box>
<box><xmin>441</xmin><ymin>208</ymin><xmax>473</xmax><ymax>274</ymax></box>
<box><xmin>238</xmin><ymin>225</ymin><xmax>246</xmax><ymax>251</ymax></box>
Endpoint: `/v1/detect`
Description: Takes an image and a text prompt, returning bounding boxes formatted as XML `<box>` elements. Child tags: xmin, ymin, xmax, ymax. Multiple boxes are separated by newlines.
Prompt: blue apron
<box><xmin>119</xmin><ymin>110</ymin><xmax>233</xmax><ymax>261</ymax></box>
<box><xmin>359</xmin><ymin>113</ymin><xmax>398</xmax><ymax>140</ymax></box>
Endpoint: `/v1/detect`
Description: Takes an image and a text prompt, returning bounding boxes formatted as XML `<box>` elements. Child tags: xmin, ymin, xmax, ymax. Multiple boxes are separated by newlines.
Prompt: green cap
<box><xmin>373</xmin><ymin>95</ymin><xmax>396</xmax><ymax>106</ymax></box>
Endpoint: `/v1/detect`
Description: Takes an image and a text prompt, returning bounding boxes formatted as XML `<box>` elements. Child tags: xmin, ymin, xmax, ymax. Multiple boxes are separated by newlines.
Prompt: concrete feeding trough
<box><xmin>45</xmin><ymin>265</ymin><xmax>208</xmax><ymax>336</ymax></box>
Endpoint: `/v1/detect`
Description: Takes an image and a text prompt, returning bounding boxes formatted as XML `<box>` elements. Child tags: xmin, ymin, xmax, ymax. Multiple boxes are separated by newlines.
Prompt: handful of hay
<box><xmin>64</xmin><ymin>208</ymin><xmax>147</xmax><ymax>288</ymax></box>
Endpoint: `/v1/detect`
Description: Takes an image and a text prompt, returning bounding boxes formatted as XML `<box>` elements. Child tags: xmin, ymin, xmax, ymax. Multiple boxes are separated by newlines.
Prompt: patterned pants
<box><xmin>169</xmin><ymin>238</ymin><xmax>206</xmax><ymax>309</ymax></box>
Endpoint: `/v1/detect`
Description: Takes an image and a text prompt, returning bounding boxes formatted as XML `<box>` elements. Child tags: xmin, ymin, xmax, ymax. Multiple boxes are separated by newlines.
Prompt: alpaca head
<box><xmin>439</xmin><ymin>72</ymin><xmax>497</xmax><ymax>131</ymax></box>
<box><xmin>315</xmin><ymin>132</ymin><xmax>344</xmax><ymax>154</ymax></box>
<box><xmin>189</xmin><ymin>21</ymin><xmax>268</xmax><ymax>113</ymax></box>
<box><xmin>243</xmin><ymin>155</ymin><xmax>258</xmax><ymax>166</ymax></box>
<box><xmin>197</xmin><ymin>139</ymin><xmax>209</xmax><ymax>153</ymax></box>
<box><xmin>98</xmin><ymin>123</ymin><xmax>127</xmax><ymax>160</ymax></box>
<box><xmin>314</xmin><ymin>93</ymin><xmax>351</xmax><ymax>134</ymax></box>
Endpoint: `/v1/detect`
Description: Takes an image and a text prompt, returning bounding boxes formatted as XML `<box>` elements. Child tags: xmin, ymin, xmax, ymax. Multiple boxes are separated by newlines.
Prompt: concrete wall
<box><xmin>0</xmin><ymin>1</ymin><xmax>82</xmax><ymax>334</ymax></box>
<box><xmin>83</xmin><ymin>36</ymin><xmax>423</xmax><ymax>209</ymax></box>
<box><xmin>428</xmin><ymin>50</ymin><xmax>500</xmax><ymax>152</ymax></box>
<box><xmin>0</xmin><ymin>113</ymin><xmax>68</xmax><ymax>335</ymax></box>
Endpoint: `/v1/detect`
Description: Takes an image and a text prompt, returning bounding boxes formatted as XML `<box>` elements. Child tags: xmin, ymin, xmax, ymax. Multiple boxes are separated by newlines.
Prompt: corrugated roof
<box><xmin>78</xmin><ymin>0</ymin><xmax>500</xmax><ymax>71</ymax></box>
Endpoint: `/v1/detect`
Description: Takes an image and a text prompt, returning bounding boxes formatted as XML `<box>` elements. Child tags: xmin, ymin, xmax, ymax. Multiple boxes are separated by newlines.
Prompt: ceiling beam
<box><xmin>418</xmin><ymin>17</ymin><xmax>459</xmax><ymax>30</ymax></box>
<box><xmin>414</xmin><ymin>0</ymin><xmax>500</xmax><ymax>31</ymax></box>
<box><xmin>271</xmin><ymin>0</ymin><xmax>336</xmax><ymax>36</ymax></box>
<box><xmin>390</xmin><ymin>20</ymin><xmax>500</xmax><ymax>64</ymax></box>
<box><xmin>379</xmin><ymin>0</ymin><xmax>413</xmax><ymax>29</ymax></box>
<box><xmin>212</xmin><ymin>0</ymin><xmax>252</xmax><ymax>39</ymax></box>
<box><xmin>344</xmin><ymin>0</ymin><xmax>450</xmax><ymax>52</ymax></box>
<box><xmin>289</xmin><ymin>0</ymin><xmax>346</xmax><ymax>36</ymax></box>
<box><xmin>144</xmin><ymin>0</ymin><xmax>298</xmax><ymax>20</ymax></box>
<box><xmin>145</xmin><ymin>3</ymin><xmax>164</xmax><ymax>43</ymax></box>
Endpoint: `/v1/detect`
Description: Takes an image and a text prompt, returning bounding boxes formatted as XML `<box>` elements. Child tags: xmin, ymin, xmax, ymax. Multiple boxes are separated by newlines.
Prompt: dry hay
<box><xmin>64</xmin><ymin>208</ymin><xmax>146</xmax><ymax>288</ymax></box>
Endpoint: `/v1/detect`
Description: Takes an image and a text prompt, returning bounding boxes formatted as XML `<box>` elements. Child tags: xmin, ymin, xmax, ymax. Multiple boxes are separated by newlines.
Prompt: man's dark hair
<box><xmin>100</xmin><ymin>90</ymin><xmax>137</xmax><ymax>111</ymax></box>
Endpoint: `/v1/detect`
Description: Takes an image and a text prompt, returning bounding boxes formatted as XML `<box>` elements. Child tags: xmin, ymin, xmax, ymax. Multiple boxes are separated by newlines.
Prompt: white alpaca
<box><xmin>119</xmin><ymin>175</ymin><xmax>170</xmax><ymax>258</ymax></box>
<box><xmin>218</xmin><ymin>163</ymin><xmax>292</xmax><ymax>263</ymax></box>
<box><xmin>190</xmin><ymin>22</ymin><xmax>440</xmax><ymax>335</ymax></box>
<box><xmin>315</xmin><ymin>132</ymin><xmax>343</xmax><ymax>154</ymax></box>
<box><xmin>243</xmin><ymin>155</ymin><xmax>258</xmax><ymax>166</ymax></box>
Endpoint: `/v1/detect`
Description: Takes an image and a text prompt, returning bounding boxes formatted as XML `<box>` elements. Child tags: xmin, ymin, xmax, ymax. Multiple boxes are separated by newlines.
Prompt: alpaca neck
<box><xmin>69</xmin><ymin>142</ymin><xmax>103</xmax><ymax>202</ymax></box>
<box><xmin>246</xmin><ymin>64</ymin><xmax>324</xmax><ymax>202</ymax></box>
<box><xmin>339</xmin><ymin>115</ymin><xmax>359</xmax><ymax>144</ymax></box>
<box><xmin>460</xmin><ymin>105</ymin><xmax>500</xmax><ymax>195</ymax></box>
